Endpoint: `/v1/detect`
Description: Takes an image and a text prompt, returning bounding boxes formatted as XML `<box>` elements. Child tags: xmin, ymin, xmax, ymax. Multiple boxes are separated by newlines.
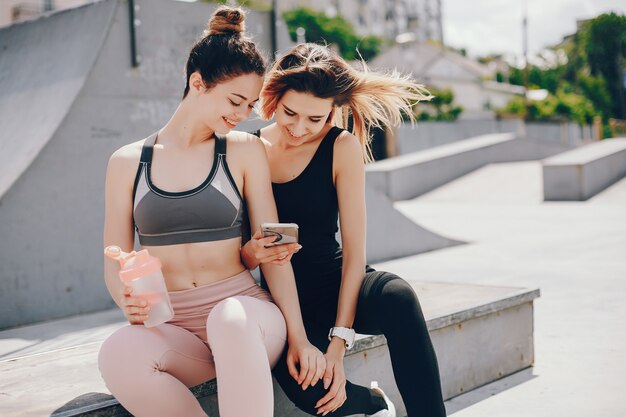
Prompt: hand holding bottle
<box><xmin>119</xmin><ymin>284</ymin><xmax>151</xmax><ymax>325</ymax></box>
<box><xmin>105</xmin><ymin>246</ymin><xmax>174</xmax><ymax>327</ymax></box>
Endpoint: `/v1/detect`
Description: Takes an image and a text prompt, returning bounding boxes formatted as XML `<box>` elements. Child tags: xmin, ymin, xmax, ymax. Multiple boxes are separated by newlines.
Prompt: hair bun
<box><xmin>206</xmin><ymin>6</ymin><xmax>245</xmax><ymax>36</ymax></box>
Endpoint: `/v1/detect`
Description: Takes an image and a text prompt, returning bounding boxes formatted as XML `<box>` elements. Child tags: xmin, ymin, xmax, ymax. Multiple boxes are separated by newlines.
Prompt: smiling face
<box><xmin>188</xmin><ymin>72</ymin><xmax>264</xmax><ymax>134</ymax></box>
<box><xmin>274</xmin><ymin>90</ymin><xmax>334</xmax><ymax>146</ymax></box>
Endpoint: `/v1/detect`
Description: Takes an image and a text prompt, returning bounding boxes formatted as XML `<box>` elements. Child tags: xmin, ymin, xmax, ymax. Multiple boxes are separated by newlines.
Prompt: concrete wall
<box><xmin>396</xmin><ymin>119</ymin><xmax>523</xmax><ymax>154</ymax></box>
<box><xmin>527</xmin><ymin>121</ymin><xmax>596</xmax><ymax>145</ymax></box>
<box><xmin>396</xmin><ymin>119</ymin><xmax>591</xmax><ymax>156</ymax></box>
<box><xmin>543</xmin><ymin>138</ymin><xmax>626</xmax><ymax>201</ymax></box>
<box><xmin>0</xmin><ymin>0</ymin><xmax>280</xmax><ymax>329</ymax></box>
<box><xmin>368</xmin><ymin>133</ymin><xmax>572</xmax><ymax>201</ymax></box>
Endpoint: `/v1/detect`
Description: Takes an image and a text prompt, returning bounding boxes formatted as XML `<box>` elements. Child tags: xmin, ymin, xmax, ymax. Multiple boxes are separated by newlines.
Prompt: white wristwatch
<box><xmin>328</xmin><ymin>326</ymin><xmax>356</xmax><ymax>349</ymax></box>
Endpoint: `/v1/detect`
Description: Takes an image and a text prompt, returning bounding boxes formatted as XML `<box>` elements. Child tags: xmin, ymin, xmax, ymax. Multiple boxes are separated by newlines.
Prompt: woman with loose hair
<box><xmin>98</xmin><ymin>9</ymin><xmax>324</xmax><ymax>417</ymax></box>
<box><xmin>242</xmin><ymin>43</ymin><xmax>447</xmax><ymax>417</ymax></box>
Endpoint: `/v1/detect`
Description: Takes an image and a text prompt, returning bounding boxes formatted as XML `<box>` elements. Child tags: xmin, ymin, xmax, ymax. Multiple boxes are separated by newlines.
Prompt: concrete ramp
<box><xmin>365</xmin><ymin>185</ymin><xmax>463</xmax><ymax>263</ymax></box>
<box><xmin>0</xmin><ymin>0</ymin><xmax>117</xmax><ymax>199</ymax></box>
<box><xmin>0</xmin><ymin>0</ymin><xmax>463</xmax><ymax>329</ymax></box>
<box><xmin>0</xmin><ymin>0</ymin><xmax>278</xmax><ymax>329</ymax></box>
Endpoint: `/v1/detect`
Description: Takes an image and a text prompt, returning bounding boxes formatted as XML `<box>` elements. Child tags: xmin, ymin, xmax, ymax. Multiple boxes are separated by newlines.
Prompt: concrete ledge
<box><xmin>542</xmin><ymin>138</ymin><xmax>626</xmax><ymax>201</ymax></box>
<box><xmin>0</xmin><ymin>282</ymin><xmax>539</xmax><ymax>417</ymax></box>
<box><xmin>366</xmin><ymin>133</ymin><xmax>570</xmax><ymax>201</ymax></box>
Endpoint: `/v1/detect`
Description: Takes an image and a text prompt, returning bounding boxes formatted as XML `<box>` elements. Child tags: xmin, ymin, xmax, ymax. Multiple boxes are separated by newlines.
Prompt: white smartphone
<box><xmin>261</xmin><ymin>222</ymin><xmax>299</xmax><ymax>247</ymax></box>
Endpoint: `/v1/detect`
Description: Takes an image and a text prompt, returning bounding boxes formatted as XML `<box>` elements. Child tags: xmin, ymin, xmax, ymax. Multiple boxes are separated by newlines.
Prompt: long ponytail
<box><xmin>343</xmin><ymin>63</ymin><xmax>431</xmax><ymax>162</ymax></box>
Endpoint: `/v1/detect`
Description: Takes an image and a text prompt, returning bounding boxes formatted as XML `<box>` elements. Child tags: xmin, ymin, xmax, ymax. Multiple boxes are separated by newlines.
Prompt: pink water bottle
<box><xmin>105</xmin><ymin>246</ymin><xmax>174</xmax><ymax>327</ymax></box>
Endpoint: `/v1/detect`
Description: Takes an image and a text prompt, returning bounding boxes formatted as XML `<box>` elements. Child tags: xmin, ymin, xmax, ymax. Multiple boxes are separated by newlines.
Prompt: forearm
<box><xmin>104</xmin><ymin>258</ymin><xmax>125</xmax><ymax>310</ymax></box>
<box><xmin>241</xmin><ymin>241</ymin><xmax>261</xmax><ymax>270</ymax></box>
<box><xmin>334</xmin><ymin>254</ymin><xmax>366</xmax><ymax>328</ymax></box>
<box><xmin>261</xmin><ymin>262</ymin><xmax>308</xmax><ymax>343</ymax></box>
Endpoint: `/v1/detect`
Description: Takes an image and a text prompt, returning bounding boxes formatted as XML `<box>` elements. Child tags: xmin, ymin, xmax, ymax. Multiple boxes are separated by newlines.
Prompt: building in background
<box><xmin>0</xmin><ymin>0</ymin><xmax>90</xmax><ymax>27</ymax></box>
<box><xmin>2</xmin><ymin>1</ymin><xmax>443</xmax><ymax>44</ymax></box>
<box><xmin>277</xmin><ymin>0</ymin><xmax>443</xmax><ymax>43</ymax></box>
<box><xmin>371</xmin><ymin>41</ymin><xmax>525</xmax><ymax>119</ymax></box>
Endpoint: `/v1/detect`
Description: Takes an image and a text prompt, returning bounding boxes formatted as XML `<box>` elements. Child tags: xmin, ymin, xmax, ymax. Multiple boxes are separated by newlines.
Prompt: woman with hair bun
<box><xmin>98</xmin><ymin>8</ymin><xmax>324</xmax><ymax>417</ymax></box>
<box><xmin>242</xmin><ymin>43</ymin><xmax>447</xmax><ymax>417</ymax></box>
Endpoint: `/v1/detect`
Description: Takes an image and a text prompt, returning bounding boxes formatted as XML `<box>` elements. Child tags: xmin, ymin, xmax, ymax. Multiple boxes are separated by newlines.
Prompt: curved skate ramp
<box><xmin>0</xmin><ymin>0</ymin><xmax>459</xmax><ymax>329</ymax></box>
<box><xmin>0</xmin><ymin>0</ymin><xmax>117</xmax><ymax>199</ymax></box>
<box><xmin>365</xmin><ymin>185</ymin><xmax>463</xmax><ymax>263</ymax></box>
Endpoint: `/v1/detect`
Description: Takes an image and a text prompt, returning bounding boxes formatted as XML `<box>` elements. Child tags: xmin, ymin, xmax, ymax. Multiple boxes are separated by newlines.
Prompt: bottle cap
<box><xmin>118</xmin><ymin>249</ymin><xmax>162</xmax><ymax>282</ymax></box>
<box><xmin>104</xmin><ymin>245</ymin><xmax>128</xmax><ymax>267</ymax></box>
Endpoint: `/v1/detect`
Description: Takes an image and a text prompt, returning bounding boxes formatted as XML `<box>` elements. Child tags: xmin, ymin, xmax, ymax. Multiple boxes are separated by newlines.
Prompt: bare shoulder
<box><xmin>109</xmin><ymin>139</ymin><xmax>143</xmax><ymax>164</ymax></box>
<box><xmin>334</xmin><ymin>130</ymin><xmax>365</xmax><ymax>165</ymax></box>
<box><xmin>106</xmin><ymin>139</ymin><xmax>144</xmax><ymax>182</ymax></box>
<box><xmin>226</xmin><ymin>130</ymin><xmax>267</xmax><ymax>159</ymax></box>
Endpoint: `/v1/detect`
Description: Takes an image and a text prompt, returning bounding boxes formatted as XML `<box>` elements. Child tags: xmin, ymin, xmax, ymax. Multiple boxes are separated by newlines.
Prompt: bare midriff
<box><xmin>143</xmin><ymin>237</ymin><xmax>246</xmax><ymax>291</ymax></box>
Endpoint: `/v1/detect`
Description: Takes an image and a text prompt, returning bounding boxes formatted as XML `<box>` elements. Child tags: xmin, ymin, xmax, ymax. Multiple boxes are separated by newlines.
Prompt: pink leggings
<box><xmin>98</xmin><ymin>270</ymin><xmax>287</xmax><ymax>417</ymax></box>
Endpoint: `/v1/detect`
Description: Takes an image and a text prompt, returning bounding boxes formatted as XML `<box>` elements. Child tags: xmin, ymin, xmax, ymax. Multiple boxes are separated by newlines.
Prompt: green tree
<box><xmin>498</xmin><ymin>90</ymin><xmax>597</xmax><ymax>125</ymax></box>
<box><xmin>282</xmin><ymin>7</ymin><xmax>383</xmax><ymax>61</ymax></box>
<box><xmin>509</xmin><ymin>65</ymin><xmax>563</xmax><ymax>94</ymax></box>
<box><xmin>579</xmin><ymin>75</ymin><xmax>612</xmax><ymax>119</ymax></box>
<box><xmin>583</xmin><ymin>13</ymin><xmax>626</xmax><ymax>119</ymax></box>
<box><xmin>502</xmin><ymin>12</ymin><xmax>625</xmax><ymax>129</ymax></box>
<box><xmin>414</xmin><ymin>87</ymin><xmax>463</xmax><ymax>121</ymax></box>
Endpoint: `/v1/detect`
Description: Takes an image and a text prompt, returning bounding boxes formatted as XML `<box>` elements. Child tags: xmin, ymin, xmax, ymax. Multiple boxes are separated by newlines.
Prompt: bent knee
<box><xmin>99</xmin><ymin>325</ymin><xmax>170</xmax><ymax>377</ymax></box>
<box><xmin>206</xmin><ymin>297</ymin><xmax>248</xmax><ymax>328</ymax></box>
<box><xmin>99</xmin><ymin>325</ymin><xmax>143</xmax><ymax>366</ymax></box>
<box><xmin>99</xmin><ymin>325</ymin><xmax>148</xmax><ymax>383</ymax></box>
<box><xmin>282</xmin><ymin>381</ymin><xmax>328</xmax><ymax>415</ymax></box>
<box><xmin>381</xmin><ymin>277</ymin><xmax>418</xmax><ymax>304</ymax></box>
<box><xmin>205</xmin><ymin>296</ymin><xmax>261</xmax><ymax>344</ymax></box>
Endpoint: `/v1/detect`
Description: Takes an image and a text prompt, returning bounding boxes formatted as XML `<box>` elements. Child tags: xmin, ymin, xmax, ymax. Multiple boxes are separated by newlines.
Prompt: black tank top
<box><xmin>255</xmin><ymin>127</ymin><xmax>344</xmax><ymax>303</ymax></box>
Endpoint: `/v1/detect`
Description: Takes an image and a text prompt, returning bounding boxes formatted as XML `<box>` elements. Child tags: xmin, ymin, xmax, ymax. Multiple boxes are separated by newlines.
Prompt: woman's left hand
<box><xmin>315</xmin><ymin>338</ymin><xmax>347</xmax><ymax>415</ymax></box>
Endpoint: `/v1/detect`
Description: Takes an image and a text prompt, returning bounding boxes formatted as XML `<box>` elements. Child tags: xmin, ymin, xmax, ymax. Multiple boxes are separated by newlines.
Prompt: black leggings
<box><xmin>273</xmin><ymin>269</ymin><xmax>446</xmax><ymax>417</ymax></box>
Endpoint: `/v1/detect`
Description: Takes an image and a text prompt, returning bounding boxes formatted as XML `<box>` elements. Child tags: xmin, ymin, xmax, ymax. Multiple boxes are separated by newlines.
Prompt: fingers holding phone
<box><xmin>250</xmin><ymin>224</ymin><xmax>301</xmax><ymax>265</ymax></box>
<box><xmin>261</xmin><ymin>223</ymin><xmax>299</xmax><ymax>247</ymax></box>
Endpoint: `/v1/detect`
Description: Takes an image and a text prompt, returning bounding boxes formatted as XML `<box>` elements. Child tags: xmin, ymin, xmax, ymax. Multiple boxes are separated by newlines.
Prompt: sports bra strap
<box><xmin>140</xmin><ymin>133</ymin><xmax>158</xmax><ymax>164</ymax></box>
<box><xmin>214</xmin><ymin>134</ymin><xmax>227</xmax><ymax>156</ymax></box>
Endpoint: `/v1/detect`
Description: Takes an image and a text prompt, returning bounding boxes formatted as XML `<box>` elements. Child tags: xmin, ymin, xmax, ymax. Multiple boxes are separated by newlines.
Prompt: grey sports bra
<box><xmin>132</xmin><ymin>133</ymin><xmax>245</xmax><ymax>246</ymax></box>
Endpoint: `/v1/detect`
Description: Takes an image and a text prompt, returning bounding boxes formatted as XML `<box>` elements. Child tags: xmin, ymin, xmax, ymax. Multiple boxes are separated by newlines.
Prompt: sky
<box><xmin>443</xmin><ymin>0</ymin><xmax>626</xmax><ymax>61</ymax></box>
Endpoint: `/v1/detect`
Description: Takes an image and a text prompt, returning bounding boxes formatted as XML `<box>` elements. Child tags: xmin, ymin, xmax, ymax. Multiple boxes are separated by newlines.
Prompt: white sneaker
<box><xmin>367</xmin><ymin>381</ymin><xmax>396</xmax><ymax>417</ymax></box>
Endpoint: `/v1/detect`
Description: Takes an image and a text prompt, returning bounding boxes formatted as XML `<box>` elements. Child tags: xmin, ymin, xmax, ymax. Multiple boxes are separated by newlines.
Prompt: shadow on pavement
<box><xmin>445</xmin><ymin>367</ymin><xmax>537</xmax><ymax>415</ymax></box>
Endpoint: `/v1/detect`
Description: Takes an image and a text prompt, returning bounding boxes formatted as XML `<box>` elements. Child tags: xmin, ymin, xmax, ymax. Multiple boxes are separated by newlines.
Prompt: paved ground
<box><xmin>374</xmin><ymin>161</ymin><xmax>626</xmax><ymax>416</ymax></box>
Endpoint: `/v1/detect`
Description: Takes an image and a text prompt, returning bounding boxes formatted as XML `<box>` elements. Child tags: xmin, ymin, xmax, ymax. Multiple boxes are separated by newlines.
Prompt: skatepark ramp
<box><xmin>0</xmin><ymin>0</ymin><xmax>460</xmax><ymax>329</ymax></box>
<box><xmin>0</xmin><ymin>0</ymin><xmax>279</xmax><ymax>328</ymax></box>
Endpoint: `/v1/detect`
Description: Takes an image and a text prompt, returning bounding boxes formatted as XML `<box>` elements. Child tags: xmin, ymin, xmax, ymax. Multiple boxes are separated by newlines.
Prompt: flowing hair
<box><xmin>260</xmin><ymin>43</ymin><xmax>431</xmax><ymax>162</ymax></box>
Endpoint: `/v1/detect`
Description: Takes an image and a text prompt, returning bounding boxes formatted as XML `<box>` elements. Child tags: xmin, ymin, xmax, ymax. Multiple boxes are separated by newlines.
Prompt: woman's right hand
<box><xmin>120</xmin><ymin>286</ymin><xmax>150</xmax><ymax>325</ymax></box>
<box><xmin>242</xmin><ymin>230</ymin><xmax>301</xmax><ymax>268</ymax></box>
<box><xmin>286</xmin><ymin>338</ymin><xmax>327</xmax><ymax>391</ymax></box>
